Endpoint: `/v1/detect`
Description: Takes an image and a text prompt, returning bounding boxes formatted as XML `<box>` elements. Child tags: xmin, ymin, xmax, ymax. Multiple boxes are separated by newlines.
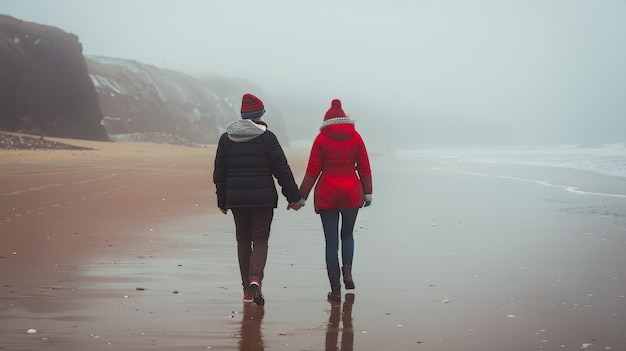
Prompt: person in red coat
<box><xmin>295</xmin><ymin>99</ymin><xmax>373</xmax><ymax>302</ymax></box>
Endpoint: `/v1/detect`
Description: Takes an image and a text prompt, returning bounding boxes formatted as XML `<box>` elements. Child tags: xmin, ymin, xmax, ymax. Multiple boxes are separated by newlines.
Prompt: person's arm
<box><xmin>266</xmin><ymin>132</ymin><xmax>302</xmax><ymax>204</ymax></box>
<box><xmin>213</xmin><ymin>134</ymin><xmax>228</xmax><ymax>212</ymax></box>
<box><xmin>355</xmin><ymin>133</ymin><xmax>373</xmax><ymax>206</ymax></box>
<box><xmin>298</xmin><ymin>135</ymin><xmax>323</xmax><ymax>201</ymax></box>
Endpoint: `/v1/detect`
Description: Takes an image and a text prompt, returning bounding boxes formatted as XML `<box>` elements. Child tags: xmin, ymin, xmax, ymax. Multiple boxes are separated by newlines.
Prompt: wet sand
<box><xmin>1</xmin><ymin>137</ymin><xmax>625</xmax><ymax>350</ymax></box>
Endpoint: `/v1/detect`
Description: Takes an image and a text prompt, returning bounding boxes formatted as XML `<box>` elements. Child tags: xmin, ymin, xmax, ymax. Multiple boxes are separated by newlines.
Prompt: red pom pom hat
<box><xmin>323</xmin><ymin>99</ymin><xmax>347</xmax><ymax>121</ymax></box>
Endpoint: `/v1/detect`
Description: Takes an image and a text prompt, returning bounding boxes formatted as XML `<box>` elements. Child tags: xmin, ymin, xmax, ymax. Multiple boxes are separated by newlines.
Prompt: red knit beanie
<box><xmin>241</xmin><ymin>93</ymin><xmax>265</xmax><ymax>119</ymax></box>
<box><xmin>323</xmin><ymin>99</ymin><xmax>346</xmax><ymax>121</ymax></box>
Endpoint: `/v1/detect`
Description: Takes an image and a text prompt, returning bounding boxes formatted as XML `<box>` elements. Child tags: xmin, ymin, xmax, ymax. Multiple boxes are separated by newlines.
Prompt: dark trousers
<box><xmin>232</xmin><ymin>207</ymin><xmax>274</xmax><ymax>288</ymax></box>
<box><xmin>320</xmin><ymin>208</ymin><xmax>359</xmax><ymax>286</ymax></box>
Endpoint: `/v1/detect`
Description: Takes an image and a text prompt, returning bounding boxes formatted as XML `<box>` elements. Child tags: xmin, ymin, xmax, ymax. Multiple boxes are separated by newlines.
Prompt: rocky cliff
<box><xmin>87</xmin><ymin>56</ymin><xmax>222</xmax><ymax>144</ymax></box>
<box><xmin>1</xmin><ymin>15</ymin><xmax>288</xmax><ymax>145</ymax></box>
<box><xmin>0</xmin><ymin>15</ymin><xmax>108</xmax><ymax>141</ymax></box>
<box><xmin>87</xmin><ymin>57</ymin><xmax>289</xmax><ymax>145</ymax></box>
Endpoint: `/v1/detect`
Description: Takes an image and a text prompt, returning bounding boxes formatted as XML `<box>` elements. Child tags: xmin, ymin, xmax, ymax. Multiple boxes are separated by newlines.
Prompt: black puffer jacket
<box><xmin>213</xmin><ymin>119</ymin><xmax>300</xmax><ymax>209</ymax></box>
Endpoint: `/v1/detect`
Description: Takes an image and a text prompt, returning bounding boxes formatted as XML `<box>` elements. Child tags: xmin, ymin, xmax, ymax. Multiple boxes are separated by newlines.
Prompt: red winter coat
<box><xmin>299</xmin><ymin>118</ymin><xmax>372</xmax><ymax>213</ymax></box>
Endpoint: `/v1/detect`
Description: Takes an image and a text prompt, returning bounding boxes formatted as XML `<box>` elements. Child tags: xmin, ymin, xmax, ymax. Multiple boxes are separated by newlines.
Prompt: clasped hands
<box><xmin>286</xmin><ymin>201</ymin><xmax>303</xmax><ymax>211</ymax></box>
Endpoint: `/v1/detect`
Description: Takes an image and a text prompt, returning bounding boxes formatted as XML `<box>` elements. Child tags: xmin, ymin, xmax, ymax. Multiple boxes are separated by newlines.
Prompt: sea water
<box><xmin>393</xmin><ymin>143</ymin><xmax>626</xmax><ymax>198</ymax></box>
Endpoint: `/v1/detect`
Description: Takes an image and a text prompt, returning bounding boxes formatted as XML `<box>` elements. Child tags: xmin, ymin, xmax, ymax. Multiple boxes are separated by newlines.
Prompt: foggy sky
<box><xmin>2</xmin><ymin>0</ymin><xmax>625</xmax><ymax>148</ymax></box>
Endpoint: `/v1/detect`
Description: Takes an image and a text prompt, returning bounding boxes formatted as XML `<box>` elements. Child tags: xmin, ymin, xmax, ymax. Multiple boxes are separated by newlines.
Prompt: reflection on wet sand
<box><xmin>239</xmin><ymin>303</ymin><xmax>265</xmax><ymax>351</ymax></box>
<box><xmin>326</xmin><ymin>293</ymin><xmax>355</xmax><ymax>351</ymax></box>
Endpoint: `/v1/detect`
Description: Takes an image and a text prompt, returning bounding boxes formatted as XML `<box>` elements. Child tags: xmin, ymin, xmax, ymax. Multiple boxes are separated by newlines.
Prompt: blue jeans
<box><xmin>320</xmin><ymin>208</ymin><xmax>359</xmax><ymax>286</ymax></box>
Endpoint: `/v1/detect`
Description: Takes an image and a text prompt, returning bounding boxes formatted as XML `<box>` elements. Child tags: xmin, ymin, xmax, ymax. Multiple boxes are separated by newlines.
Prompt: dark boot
<box><xmin>328</xmin><ymin>283</ymin><xmax>341</xmax><ymax>302</ymax></box>
<box><xmin>342</xmin><ymin>266</ymin><xmax>355</xmax><ymax>290</ymax></box>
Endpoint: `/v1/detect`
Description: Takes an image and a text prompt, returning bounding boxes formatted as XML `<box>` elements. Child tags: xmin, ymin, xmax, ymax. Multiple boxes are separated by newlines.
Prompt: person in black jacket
<box><xmin>213</xmin><ymin>93</ymin><xmax>304</xmax><ymax>307</ymax></box>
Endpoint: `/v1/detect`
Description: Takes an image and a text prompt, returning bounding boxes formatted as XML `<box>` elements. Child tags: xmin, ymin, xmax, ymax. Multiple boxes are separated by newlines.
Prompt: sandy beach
<box><xmin>1</xmin><ymin>136</ymin><xmax>625</xmax><ymax>350</ymax></box>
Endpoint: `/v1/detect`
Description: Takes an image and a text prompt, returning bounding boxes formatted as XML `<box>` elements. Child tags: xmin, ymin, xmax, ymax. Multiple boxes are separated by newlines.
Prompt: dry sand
<box><xmin>1</xmin><ymin>136</ymin><xmax>625</xmax><ymax>350</ymax></box>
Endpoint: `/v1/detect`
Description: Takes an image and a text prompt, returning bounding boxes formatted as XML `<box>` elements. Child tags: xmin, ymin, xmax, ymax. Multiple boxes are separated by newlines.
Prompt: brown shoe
<box><xmin>342</xmin><ymin>266</ymin><xmax>355</xmax><ymax>290</ymax></box>
<box><xmin>327</xmin><ymin>283</ymin><xmax>341</xmax><ymax>302</ymax></box>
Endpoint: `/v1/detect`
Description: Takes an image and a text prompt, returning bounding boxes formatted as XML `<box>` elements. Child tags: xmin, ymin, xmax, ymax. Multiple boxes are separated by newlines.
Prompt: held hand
<box><xmin>287</xmin><ymin>202</ymin><xmax>302</xmax><ymax>211</ymax></box>
<box><xmin>287</xmin><ymin>198</ymin><xmax>306</xmax><ymax>211</ymax></box>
